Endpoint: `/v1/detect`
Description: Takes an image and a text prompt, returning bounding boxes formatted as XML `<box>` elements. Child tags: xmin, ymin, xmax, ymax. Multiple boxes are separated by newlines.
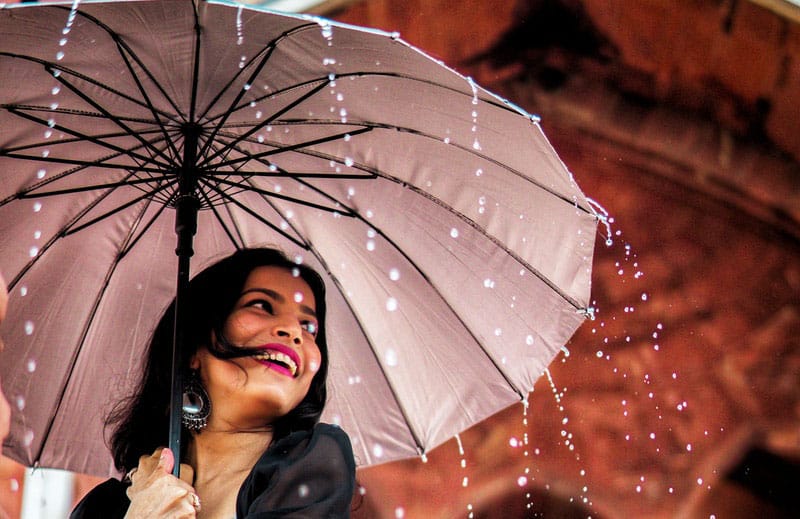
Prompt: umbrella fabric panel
<box><xmin>282</xmin><ymin>208</ymin><xmax>525</xmax><ymax>462</ymax></box>
<box><xmin>288</xmin><ymin>175</ymin><xmax>591</xmax><ymax>391</ymax></box>
<box><xmin>302</xmin><ymin>125</ymin><xmax>596</xmax><ymax>304</ymax></box>
<box><xmin>0</xmin><ymin>207</ymin><xmax>145</xmax><ymax>469</ymax></box>
<box><xmin>41</xmin><ymin>207</ymin><xmax>240</xmax><ymax>476</ymax></box>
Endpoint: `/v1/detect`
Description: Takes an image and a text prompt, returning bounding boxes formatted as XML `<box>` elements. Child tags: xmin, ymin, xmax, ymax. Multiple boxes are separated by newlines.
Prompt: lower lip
<box><xmin>253</xmin><ymin>358</ymin><xmax>295</xmax><ymax>378</ymax></box>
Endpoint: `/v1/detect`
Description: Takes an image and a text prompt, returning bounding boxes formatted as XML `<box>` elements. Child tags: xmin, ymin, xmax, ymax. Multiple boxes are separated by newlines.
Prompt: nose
<box><xmin>272</xmin><ymin>320</ymin><xmax>302</xmax><ymax>345</ymax></box>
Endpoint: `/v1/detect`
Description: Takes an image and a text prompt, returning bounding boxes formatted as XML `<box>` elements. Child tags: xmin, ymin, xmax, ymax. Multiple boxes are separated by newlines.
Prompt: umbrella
<box><xmin>0</xmin><ymin>0</ymin><xmax>598</xmax><ymax>477</ymax></box>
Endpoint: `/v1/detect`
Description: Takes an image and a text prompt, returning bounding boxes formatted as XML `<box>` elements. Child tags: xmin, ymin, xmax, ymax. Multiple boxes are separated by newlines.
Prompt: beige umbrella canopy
<box><xmin>0</xmin><ymin>0</ymin><xmax>597</xmax><ymax>477</ymax></box>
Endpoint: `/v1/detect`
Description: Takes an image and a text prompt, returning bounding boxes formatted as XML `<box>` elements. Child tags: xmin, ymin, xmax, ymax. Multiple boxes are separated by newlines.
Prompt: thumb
<box><xmin>158</xmin><ymin>447</ymin><xmax>175</xmax><ymax>474</ymax></box>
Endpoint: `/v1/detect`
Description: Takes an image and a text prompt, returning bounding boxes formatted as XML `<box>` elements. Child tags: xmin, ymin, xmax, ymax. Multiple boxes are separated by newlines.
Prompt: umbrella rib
<box><xmin>51</xmin><ymin>5</ymin><xmax>186</xmax><ymax>118</ymax></box>
<box><xmin>14</xmin><ymin>177</ymin><xmax>173</xmax><ymax>200</ymax></box>
<box><xmin>63</xmin><ymin>179</ymin><xmax>179</xmax><ymax>237</ymax></box>
<box><xmin>221</xmin><ymin>71</ymin><xmax>520</xmax><ymax>124</ymax></box>
<box><xmin>208</xmin><ymin>127</ymin><xmax>372</xmax><ymax>170</ymax></box>
<box><xmin>196</xmin><ymin>22</ymin><xmax>321</xmax><ymax>158</ymax></box>
<box><xmin>118</xmin><ymin>191</ymin><xmax>178</xmax><ymax>258</ymax></box>
<box><xmin>6</xmin><ymin>169</ymin><xmax>137</xmax><ymax>289</ymax></box>
<box><xmin>196</xmin><ymin>178</ymin><xmax>306</xmax><ymax>249</ymax></box>
<box><xmin>208</xmin><ymin>177</ymin><xmax>352</xmax><ymax>215</ymax></box>
<box><xmin>49</xmin><ymin>72</ymin><xmax>177</xmax><ymax>167</ymax></box>
<box><xmin>32</xmin><ymin>187</ymin><xmax>162</xmax><ymax>467</ymax></box>
<box><xmin>112</xmin><ymin>41</ymin><xmax>182</xmax><ymax>160</ymax></box>
<box><xmin>0</xmin><ymin>52</ymin><xmax>181</xmax><ymax>123</ymax></box>
<box><xmin>199</xmin><ymin>81</ymin><xmax>331</xmax><ymax>168</ymax></box>
<box><xmin>196</xmin><ymin>188</ymin><xmax>244</xmax><ymax>250</ymax></box>
<box><xmin>248</xmin><ymin>186</ymin><xmax>429</xmax><ymax>456</ymax></box>
<box><xmin>0</xmin><ymin>152</ymin><xmax>166</xmax><ymax>175</ymax></box>
<box><xmin>3</xmin><ymin>106</ymin><xmax>174</xmax><ymax>171</ymax></box>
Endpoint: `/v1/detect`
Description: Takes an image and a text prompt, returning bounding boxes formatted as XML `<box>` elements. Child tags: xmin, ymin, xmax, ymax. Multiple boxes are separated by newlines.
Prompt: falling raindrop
<box><xmin>385</xmin><ymin>297</ymin><xmax>398</xmax><ymax>312</ymax></box>
<box><xmin>293</xmin><ymin>292</ymin><xmax>304</xmax><ymax>303</ymax></box>
<box><xmin>394</xmin><ymin>507</ymin><xmax>405</xmax><ymax>518</ymax></box>
<box><xmin>385</xmin><ymin>348</ymin><xmax>398</xmax><ymax>366</ymax></box>
<box><xmin>298</xmin><ymin>484</ymin><xmax>309</xmax><ymax>498</ymax></box>
<box><xmin>23</xmin><ymin>429</ymin><xmax>34</xmax><ymax>447</ymax></box>
<box><xmin>15</xmin><ymin>395</ymin><xmax>25</xmax><ymax>411</ymax></box>
<box><xmin>372</xmin><ymin>444</ymin><xmax>384</xmax><ymax>458</ymax></box>
<box><xmin>26</xmin><ymin>359</ymin><xmax>36</xmax><ymax>373</ymax></box>
<box><xmin>24</xmin><ymin>321</ymin><xmax>34</xmax><ymax>335</ymax></box>
<box><xmin>389</xmin><ymin>268</ymin><xmax>400</xmax><ymax>281</ymax></box>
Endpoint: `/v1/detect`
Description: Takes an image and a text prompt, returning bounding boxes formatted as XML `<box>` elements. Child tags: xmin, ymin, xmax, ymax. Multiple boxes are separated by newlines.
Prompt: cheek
<box><xmin>306</xmin><ymin>347</ymin><xmax>323</xmax><ymax>375</ymax></box>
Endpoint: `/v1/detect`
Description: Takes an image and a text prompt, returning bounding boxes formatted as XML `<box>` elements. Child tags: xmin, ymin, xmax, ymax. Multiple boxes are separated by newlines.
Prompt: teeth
<box><xmin>253</xmin><ymin>351</ymin><xmax>298</xmax><ymax>376</ymax></box>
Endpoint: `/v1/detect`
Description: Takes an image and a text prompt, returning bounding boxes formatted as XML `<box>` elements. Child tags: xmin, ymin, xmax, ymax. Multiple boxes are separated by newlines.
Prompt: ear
<box><xmin>189</xmin><ymin>353</ymin><xmax>201</xmax><ymax>370</ymax></box>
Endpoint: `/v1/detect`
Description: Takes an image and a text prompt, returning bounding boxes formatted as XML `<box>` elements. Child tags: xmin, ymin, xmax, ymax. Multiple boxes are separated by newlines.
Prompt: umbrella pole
<box><xmin>168</xmin><ymin>124</ymin><xmax>201</xmax><ymax>477</ymax></box>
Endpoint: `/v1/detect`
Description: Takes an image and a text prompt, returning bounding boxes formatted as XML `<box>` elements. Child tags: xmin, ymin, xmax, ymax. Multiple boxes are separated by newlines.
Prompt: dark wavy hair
<box><xmin>107</xmin><ymin>248</ymin><xmax>329</xmax><ymax>473</ymax></box>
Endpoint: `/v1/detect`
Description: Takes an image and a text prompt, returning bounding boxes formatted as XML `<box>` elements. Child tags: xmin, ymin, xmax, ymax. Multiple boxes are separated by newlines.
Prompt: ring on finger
<box><xmin>123</xmin><ymin>467</ymin><xmax>138</xmax><ymax>484</ymax></box>
<box><xmin>189</xmin><ymin>492</ymin><xmax>201</xmax><ymax>511</ymax></box>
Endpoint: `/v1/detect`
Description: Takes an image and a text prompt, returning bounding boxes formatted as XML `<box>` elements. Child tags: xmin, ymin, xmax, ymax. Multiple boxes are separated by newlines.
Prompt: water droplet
<box><xmin>56</xmin><ymin>51</ymin><xmax>65</xmax><ymax>61</ymax></box>
<box><xmin>293</xmin><ymin>292</ymin><xmax>304</xmax><ymax>303</ymax></box>
<box><xmin>298</xmin><ymin>484</ymin><xmax>309</xmax><ymax>498</ymax></box>
<box><xmin>372</xmin><ymin>444</ymin><xmax>384</xmax><ymax>458</ymax></box>
<box><xmin>23</xmin><ymin>429</ymin><xmax>34</xmax><ymax>447</ymax></box>
<box><xmin>483</xmin><ymin>278</ymin><xmax>495</xmax><ymax>289</ymax></box>
<box><xmin>344</xmin><ymin>157</ymin><xmax>354</xmax><ymax>167</ymax></box>
<box><xmin>394</xmin><ymin>507</ymin><xmax>405</xmax><ymax>518</ymax></box>
<box><xmin>15</xmin><ymin>395</ymin><xmax>25</xmax><ymax>411</ymax></box>
<box><xmin>385</xmin><ymin>348</ymin><xmax>398</xmax><ymax>366</ymax></box>
<box><xmin>517</xmin><ymin>476</ymin><xmax>527</xmax><ymax>487</ymax></box>
<box><xmin>389</xmin><ymin>268</ymin><xmax>400</xmax><ymax>281</ymax></box>
<box><xmin>33</xmin><ymin>202</ymin><xmax>42</xmax><ymax>212</ymax></box>
<box><xmin>526</xmin><ymin>335</ymin><xmax>535</xmax><ymax>346</ymax></box>
<box><xmin>475</xmin><ymin>168</ymin><xmax>483</xmax><ymax>176</ymax></box>
<box><xmin>386</xmin><ymin>297</ymin><xmax>398</xmax><ymax>312</ymax></box>
<box><xmin>24</xmin><ymin>321</ymin><xmax>35</xmax><ymax>335</ymax></box>
<box><xmin>450</xmin><ymin>228</ymin><xmax>459</xmax><ymax>238</ymax></box>
<box><xmin>366</xmin><ymin>240</ymin><xmax>375</xmax><ymax>251</ymax></box>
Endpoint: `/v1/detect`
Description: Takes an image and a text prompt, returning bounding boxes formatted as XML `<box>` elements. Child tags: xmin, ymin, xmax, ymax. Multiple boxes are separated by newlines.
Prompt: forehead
<box><xmin>243</xmin><ymin>265</ymin><xmax>316</xmax><ymax>307</ymax></box>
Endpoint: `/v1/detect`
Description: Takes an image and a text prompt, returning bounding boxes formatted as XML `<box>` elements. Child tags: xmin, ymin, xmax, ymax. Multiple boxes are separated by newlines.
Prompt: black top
<box><xmin>70</xmin><ymin>423</ymin><xmax>355</xmax><ymax>518</ymax></box>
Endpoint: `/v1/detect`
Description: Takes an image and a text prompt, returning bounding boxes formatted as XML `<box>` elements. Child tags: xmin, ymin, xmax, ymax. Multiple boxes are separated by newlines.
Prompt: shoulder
<box><xmin>69</xmin><ymin>478</ymin><xmax>129</xmax><ymax>519</ymax></box>
<box><xmin>270</xmin><ymin>423</ymin><xmax>354</xmax><ymax>468</ymax></box>
<box><xmin>238</xmin><ymin>424</ymin><xmax>356</xmax><ymax>517</ymax></box>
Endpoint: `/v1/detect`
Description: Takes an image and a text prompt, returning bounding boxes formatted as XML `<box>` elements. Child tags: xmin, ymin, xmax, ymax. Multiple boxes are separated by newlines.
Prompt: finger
<box><xmin>158</xmin><ymin>447</ymin><xmax>175</xmax><ymax>474</ymax></box>
<box><xmin>179</xmin><ymin>463</ymin><xmax>194</xmax><ymax>485</ymax></box>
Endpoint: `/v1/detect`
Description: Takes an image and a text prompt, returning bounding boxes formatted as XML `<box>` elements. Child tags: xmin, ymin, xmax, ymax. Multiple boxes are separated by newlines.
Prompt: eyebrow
<box><xmin>240</xmin><ymin>287</ymin><xmax>317</xmax><ymax>318</ymax></box>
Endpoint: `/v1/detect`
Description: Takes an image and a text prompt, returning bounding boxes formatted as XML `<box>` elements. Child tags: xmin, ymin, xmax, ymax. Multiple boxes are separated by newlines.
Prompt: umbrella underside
<box><xmin>0</xmin><ymin>0</ymin><xmax>597</xmax><ymax>475</ymax></box>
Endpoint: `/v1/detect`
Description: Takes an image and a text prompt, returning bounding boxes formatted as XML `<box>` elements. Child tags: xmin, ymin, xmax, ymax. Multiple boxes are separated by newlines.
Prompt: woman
<box><xmin>71</xmin><ymin>248</ymin><xmax>356</xmax><ymax>518</ymax></box>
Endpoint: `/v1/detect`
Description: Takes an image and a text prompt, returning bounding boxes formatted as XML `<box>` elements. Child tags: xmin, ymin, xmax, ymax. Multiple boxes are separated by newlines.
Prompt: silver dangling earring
<box><xmin>182</xmin><ymin>369</ymin><xmax>210</xmax><ymax>431</ymax></box>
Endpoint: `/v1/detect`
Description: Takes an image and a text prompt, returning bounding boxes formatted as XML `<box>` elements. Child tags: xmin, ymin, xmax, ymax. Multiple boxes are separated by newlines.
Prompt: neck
<box><xmin>186</xmin><ymin>427</ymin><xmax>273</xmax><ymax>484</ymax></box>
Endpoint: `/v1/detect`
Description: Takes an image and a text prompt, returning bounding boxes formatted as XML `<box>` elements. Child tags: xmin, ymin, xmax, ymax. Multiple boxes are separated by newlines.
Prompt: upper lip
<box><xmin>252</xmin><ymin>343</ymin><xmax>302</xmax><ymax>376</ymax></box>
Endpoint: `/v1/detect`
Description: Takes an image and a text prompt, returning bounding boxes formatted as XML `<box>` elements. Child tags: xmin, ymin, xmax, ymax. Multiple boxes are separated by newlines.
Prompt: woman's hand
<box><xmin>124</xmin><ymin>447</ymin><xmax>200</xmax><ymax>519</ymax></box>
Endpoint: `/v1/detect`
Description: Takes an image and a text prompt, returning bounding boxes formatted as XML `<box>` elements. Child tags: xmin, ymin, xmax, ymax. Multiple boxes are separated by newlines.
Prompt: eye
<box><xmin>245</xmin><ymin>298</ymin><xmax>274</xmax><ymax>313</ymax></box>
<box><xmin>302</xmin><ymin>321</ymin><xmax>318</xmax><ymax>336</ymax></box>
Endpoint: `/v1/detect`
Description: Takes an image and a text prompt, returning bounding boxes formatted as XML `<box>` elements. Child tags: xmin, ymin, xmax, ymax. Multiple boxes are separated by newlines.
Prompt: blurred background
<box><xmin>1</xmin><ymin>0</ymin><xmax>798</xmax><ymax>517</ymax></box>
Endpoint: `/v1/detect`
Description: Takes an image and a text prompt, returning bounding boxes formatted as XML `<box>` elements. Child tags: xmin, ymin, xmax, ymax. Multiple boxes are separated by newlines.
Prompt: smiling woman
<box><xmin>70</xmin><ymin>248</ymin><xmax>356</xmax><ymax>519</ymax></box>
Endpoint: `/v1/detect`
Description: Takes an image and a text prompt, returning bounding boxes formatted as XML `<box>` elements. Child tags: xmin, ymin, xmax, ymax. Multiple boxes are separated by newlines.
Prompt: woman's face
<box><xmin>192</xmin><ymin>265</ymin><xmax>322</xmax><ymax>430</ymax></box>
